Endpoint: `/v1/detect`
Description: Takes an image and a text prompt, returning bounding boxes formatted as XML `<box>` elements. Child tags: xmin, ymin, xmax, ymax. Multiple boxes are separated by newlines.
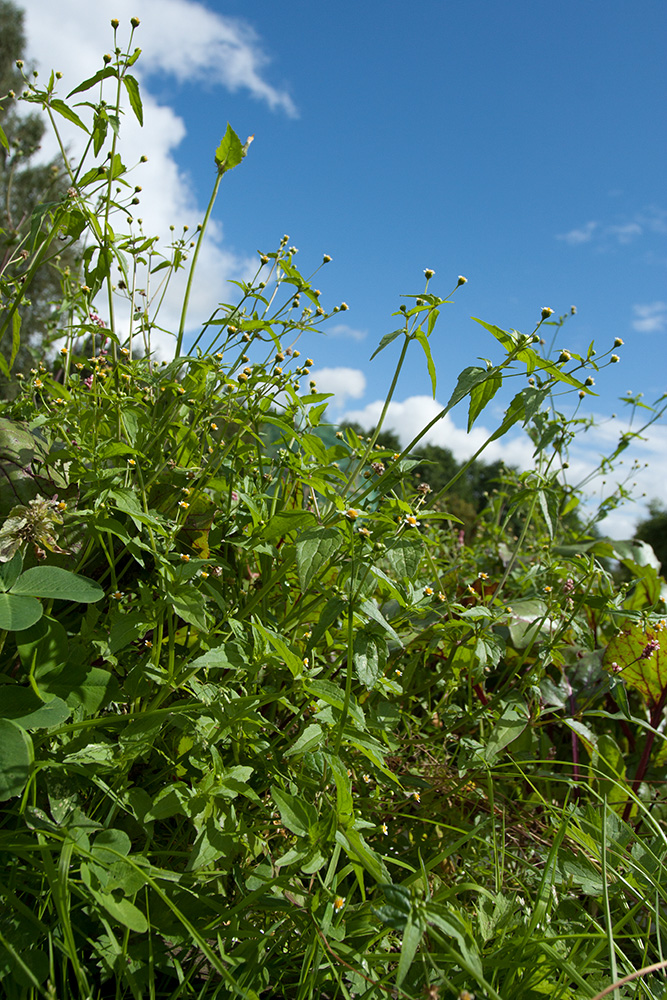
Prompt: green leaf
<box><xmin>0</xmin><ymin>122</ymin><xmax>8</xmax><ymax>151</ymax></box>
<box><xmin>271</xmin><ymin>786</ymin><xmax>317</xmax><ymax>838</ymax></box>
<box><xmin>323</xmin><ymin>753</ymin><xmax>353</xmax><ymax>825</ymax></box>
<box><xmin>468</xmin><ymin>372</ymin><xmax>502</xmax><ymax>431</ymax></box>
<box><xmin>17</xmin><ymin>616</ymin><xmax>68</xmax><ymax>678</ymax></box>
<box><xmin>49</xmin><ymin>98</ymin><xmax>88</xmax><ymax>132</ymax></box>
<box><xmin>472</xmin><ymin>317</ymin><xmax>517</xmax><ymax>352</ymax></box>
<box><xmin>0</xmin><ymin>719</ymin><xmax>33</xmax><ymax>801</ymax></box>
<box><xmin>370</xmin><ymin>328</ymin><xmax>403</xmax><ymax>361</ymax></box>
<box><xmin>0</xmin><ymin>593</ymin><xmax>42</xmax><ymax>631</ymax></box>
<box><xmin>296</xmin><ymin>526</ymin><xmax>344</xmax><ymax>590</ymax></box>
<box><xmin>385</xmin><ymin>536</ymin><xmax>424</xmax><ymax>579</ymax></box>
<box><xmin>336</xmin><ymin>827</ymin><xmax>389</xmax><ymax>883</ymax></box>
<box><xmin>396</xmin><ymin>911</ymin><xmax>424</xmax><ymax>986</ymax></box>
<box><xmin>284</xmin><ymin>724</ymin><xmax>324</xmax><ymax>758</ymax></box>
<box><xmin>359</xmin><ymin>599</ymin><xmax>402</xmax><ymax>645</ymax></box>
<box><xmin>39</xmin><ymin>663</ymin><xmax>120</xmax><ymax>714</ymax></box>
<box><xmin>167</xmin><ymin>586</ymin><xmax>210</xmax><ymax>631</ymax></box>
<box><xmin>0</xmin><ymin>687</ymin><xmax>70</xmax><ymax>730</ymax></box>
<box><xmin>0</xmin><ymin>551</ymin><xmax>22</xmax><ymax>591</ymax></box>
<box><xmin>262</xmin><ymin>510</ymin><xmax>316</xmax><ymax>541</ymax></box>
<box><xmin>10</xmin><ymin>309</ymin><xmax>21</xmax><ymax>371</ymax></box>
<box><xmin>122</xmin><ymin>74</ymin><xmax>143</xmax><ymax>125</ymax></box>
<box><xmin>67</xmin><ymin>66</ymin><xmax>117</xmax><ymax>97</ymax></box>
<box><xmin>85</xmin><ymin>884</ymin><xmax>148</xmax><ymax>933</ymax></box>
<box><xmin>414</xmin><ymin>328</ymin><xmax>437</xmax><ymax>397</ymax></box>
<box><xmin>214</xmin><ymin>123</ymin><xmax>244</xmax><ymax>173</ymax></box>
<box><xmin>444</xmin><ymin>366</ymin><xmax>489</xmax><ymax>414</ymax></box>
<box><xmin>483</xmin><ymin>704</ymin><xmax>529</xmax><ymax>763</ymax></box>
<box><xmin>11</xmin><ymin>567</ymin><xmax>103</xmax><ymax>603</ymax></box>
<box><xmin>354</xmin><ymin>627</ymin><xmax>386</xmax><ymax>689</ymax></box>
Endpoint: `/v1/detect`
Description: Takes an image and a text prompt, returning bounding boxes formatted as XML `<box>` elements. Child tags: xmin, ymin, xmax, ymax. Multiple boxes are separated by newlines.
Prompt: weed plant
<box><xmin>1</xmin><ymin>21</ymin><xmax>667</xmax><ymax>1000</ymax></box>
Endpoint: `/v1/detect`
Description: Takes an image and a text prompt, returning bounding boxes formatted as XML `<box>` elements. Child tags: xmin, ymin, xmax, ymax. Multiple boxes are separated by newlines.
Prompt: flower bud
<box><xmin>614</xmin><ymin>337</ymin><xmax>624</xmax><ymax>347</ymax></box>
<box><xmin>111</xmin><ymin>18</ymin><xmax>119</xmax><ymax>27</ymax></box>
<box><xmin>130</xmin><ymin>16</ymin><xmax>140</xmax><ymax>27</ymax></box>
<box><xmin>541</xmin><ymin>306</ymin><xmax>554</xmax><ymax>320</ymax></box>
<box><xmin>424</xmin><ymin>268</ymin><xmax>435</xmax><ymax>280</ymax></box>
<box><xmin>610</xmin><ymin>354</ymin><xmax>620</xmax><ymax>363</ymax></box>
<box><xmin>103</xmin><ymin>53</ymin><xmax>112</xmax><ymax>64</ymax></box>
<box><xmin>457</xmin><ymin>275</ymin><xmax>468</xmax><ymax>286</ymax></box>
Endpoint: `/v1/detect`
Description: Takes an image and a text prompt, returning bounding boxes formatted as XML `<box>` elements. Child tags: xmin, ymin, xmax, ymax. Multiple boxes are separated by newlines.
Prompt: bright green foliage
<box><xmin>1</xmin><ymin>22</ymin><xmax>667</xmax><ymax>1000</ymax></box>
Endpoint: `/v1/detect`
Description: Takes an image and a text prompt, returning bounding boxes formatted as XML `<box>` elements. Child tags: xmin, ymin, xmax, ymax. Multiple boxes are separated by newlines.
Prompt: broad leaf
<box><xmin>214</xmin><ymin>123</ymin><xmax>244</xmax><ymax>173</ymax></box>
<box><xmin>0</xmin><ymin>719</ymin><xmax>33</xmax><ymax>800</ymax></box>
<box><xmin>12</xmin><ymin>567</ymin><xmax>103</xmax><ymax>603</ymax></box>
<box><xmin>0</xmin><ymin>593</ymin><xmax>42</xmax><ymax>631</ymax></box>
<box><xmin>604</xmin><ymin>621</ymin><xmax>667</xmax><ymax>707</ymax></box>
<box><xmin>296</xmin><ymin>526</ymin><xmax>344</xmax><ymax>590</ymax></box>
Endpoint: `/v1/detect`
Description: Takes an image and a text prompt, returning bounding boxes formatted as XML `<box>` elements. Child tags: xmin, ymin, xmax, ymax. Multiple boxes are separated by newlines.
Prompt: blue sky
<box><xmin>25</xmin><ymin>0</ymin><xmax>667</xmax><ymax>536</ymax></box>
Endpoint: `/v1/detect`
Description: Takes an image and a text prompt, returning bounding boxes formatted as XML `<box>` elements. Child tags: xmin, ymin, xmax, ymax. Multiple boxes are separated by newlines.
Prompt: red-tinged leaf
<box><xmin>604</xmin><ymin>620</ymin><xmax>667</xmax><ymax>707</ymax></box>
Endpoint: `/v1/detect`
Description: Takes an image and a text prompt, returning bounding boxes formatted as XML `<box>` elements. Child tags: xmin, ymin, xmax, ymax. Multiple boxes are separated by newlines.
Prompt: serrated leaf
<box><xmin>353</xmin><ymin>627</ymin><xmax>386</xmax><ymax>689</ymax></box>
<box><xmin>271</xmin><ymin>786</ymin><xmax>317</xmax><ymax>838</ymax></box>
<box><xmin>468</xmin><ymin>372</ymin><xmax>502</xmax><ymax>431</ymax></box>
<box><xmin>370</xmin><ymin>328</ymin><xmax>403</xmax><ymax>361</ymax></box>
<box><xmin>444</xmin><ymin>365</ymin><xmax>489</xmax><ymax>414</ymax></box>
<box><xmin>385</xmin><ymin>536</ymin><xmax>423</xmax><ymax>579</ymax></box>
<box><xmin>49</xmin><ymin>98</ymin><xmax>88</xmax><ymax>132</ymax></box>
<box><xmin>604</xmin><ymin>621</ymin><xmax>667</xmax><ymax>707</ymax></box>
<box><xmin>414</xmin><ymin>328</ymin><xmax>436</xmax><ymax>398</ymax></box>
<box><xmin>122</xmin><ymin>74</ymin><xmax>143</xmax><ymax>125</ymax></box>
<box><xmin>67</xmin><ymin>66</ymin><xmax>117</xmax><ymax>97</ymax></box>
<box><xmin>214</xmin><ymin>123</ymin><xmax>244</xmax><ymax>173</ymax></box>
<box><xmin>296</xmin><ymin>526</ymin><xmax>344</xmax><ymax>590</ymax></box>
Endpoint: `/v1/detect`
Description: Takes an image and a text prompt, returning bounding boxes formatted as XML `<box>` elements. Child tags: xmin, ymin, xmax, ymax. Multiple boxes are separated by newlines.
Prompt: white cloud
<box><xmin>556</xmin><ymin>221</ymin><xmax>598</xmax><ymax>245</ymax></box>
<box><xmin>22</xmin><ymin>0</ymin><xmax>294</xmax><ymax>356</ymax></box>
<box><xmin>607</xmin><ymin>222</ymin><xmax>642</xmax><ymax>244</ymax></box>
<box><xmin>24</xmin><ymin>0</ymin><xmax>296</xmax><ymax>117</ymax></box>
<box><xmin>343</xmin><ymin>394</ymin><xmax>667</xmax><ymax>541</ymax></box>
<box><xmin>632</xmin><ymin>302</ymin><xmax>667</xmax><ymax>334</ymax></box>
<box><xmin>310</xmin><ymin>367</ymin><xmax>366</xmax><ymax>408</ymax></box>
<box><xmin>556</xmin><ymin>208</ymin><xmax>667</xmax><ymax>249</ymax></box>
<box><xmin>326</xmin><ymin>323</ymin><xmax>367</xmax><ymax>342</ymax></box>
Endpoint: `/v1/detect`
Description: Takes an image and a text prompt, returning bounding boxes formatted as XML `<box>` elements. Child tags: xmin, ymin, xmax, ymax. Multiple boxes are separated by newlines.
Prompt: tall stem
<box><xmin>176</xmin><ymin>170</ymin><xmax>223</xmax><ymax>356</ymax></box>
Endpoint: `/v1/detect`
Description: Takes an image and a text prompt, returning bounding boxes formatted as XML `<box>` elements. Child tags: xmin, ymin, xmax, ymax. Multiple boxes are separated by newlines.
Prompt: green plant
<box><xmin>1</xmin><ymin>20</ymin><xmax>667</xmax><ymax>1000</ymax></box>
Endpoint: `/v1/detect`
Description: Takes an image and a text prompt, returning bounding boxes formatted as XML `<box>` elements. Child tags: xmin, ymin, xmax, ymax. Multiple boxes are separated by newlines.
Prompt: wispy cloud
<box><xmin>607</xmin><ymin>222</ymin><xmax>642</xmax><ymax>244</ymax></box>
<box><xmin>556</xmin><ymin>206</ymin><xmax>667</xmax><ymax>248</ymax></box>
<box><xmin>326</xmin><ymin>323</ymin><xmax>367</xmax><ymax>342</ymax></box>
<box><xmin>557</xmin><ymin>221</ymin><xmax>598</xmax><ymax>245</ymax></box>
<box><xmin>632</xmin><ymin>302</ymin><xmax>667</xmax><ymax>334</ymax></box>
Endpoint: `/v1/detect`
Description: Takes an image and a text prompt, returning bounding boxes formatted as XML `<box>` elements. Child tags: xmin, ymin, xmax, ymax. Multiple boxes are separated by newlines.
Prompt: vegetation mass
<box><xmin>1</xmin><ymin>17</ymin><xmax>667</xmax><ymax>1000</ymax></box>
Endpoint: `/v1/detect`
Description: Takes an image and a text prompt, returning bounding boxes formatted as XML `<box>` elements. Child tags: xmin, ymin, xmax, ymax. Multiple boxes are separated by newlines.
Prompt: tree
<box><xmin>634</xmin><ymin>500</ymin><xmax>667</xmax><ymax>572</ymax></box>
<box><xmin>0</xmin><ymin>0</ymin><xmax>76</xmax><ymax>398</ymax></box>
